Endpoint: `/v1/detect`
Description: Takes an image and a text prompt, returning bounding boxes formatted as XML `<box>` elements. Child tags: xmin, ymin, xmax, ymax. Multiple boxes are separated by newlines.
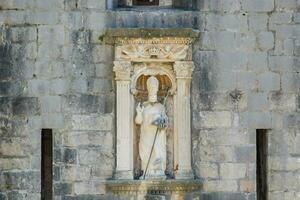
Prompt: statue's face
<box><xmin>148</xmin><ymin>90</ymin><xmax>158</xmax><ymax>103</ymax></box>
<box><xmin>147</xmin><ymin>76</ymin><xmax>159</xmax><ymax>103</ymax></box>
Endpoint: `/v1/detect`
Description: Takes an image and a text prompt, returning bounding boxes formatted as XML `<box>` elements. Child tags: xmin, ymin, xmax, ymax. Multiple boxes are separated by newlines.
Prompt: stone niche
<box><xmin>104</xmin><ymin>28</ymin><xmax>201</xmax><ymax>198</ymax></box>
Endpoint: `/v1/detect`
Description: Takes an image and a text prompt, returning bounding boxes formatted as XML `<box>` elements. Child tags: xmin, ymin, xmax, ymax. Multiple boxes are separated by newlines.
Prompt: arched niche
<box><xmin>111</xmin><ymin>29</ymin><xmax>197</xmax><ymax>180</ymax></box>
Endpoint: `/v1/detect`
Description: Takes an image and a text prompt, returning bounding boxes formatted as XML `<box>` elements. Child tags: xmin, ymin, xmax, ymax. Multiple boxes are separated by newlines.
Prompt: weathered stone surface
<box><xmin>0</xmin><ymin>1</ymin><xmax>299</xmax><ymax>199</ymax></box>
<box><xmin>71</xmin><ymin>114</ymin><xmax>113</xmax><ymax>131</ymax></box>
<box><xmin>242</xmin><ymin>0</ymin><xmax>274</xmax><ymax>12</ymax></box>
<box><xmin>220</xmin><ymin>163</ymin><xmax>247</xmax><ymax>179</ymax></box>
<box><xmin>193</xmin><ymin>111</ymin><xmax>232</xmax><ymax>129</ymax></box>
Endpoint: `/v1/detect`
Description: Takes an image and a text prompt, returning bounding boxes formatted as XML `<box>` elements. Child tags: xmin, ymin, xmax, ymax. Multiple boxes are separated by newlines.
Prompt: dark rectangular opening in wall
<box><xmin>41</xmin><ymin>129</ymin><xmax>53</xmax><ymax>200</ymax></box>
<box><xmin>133</xmin><ymin>0</ymin><xmax>159</xmax><ymax>6</ymax></box>
<box><xmin>256</xmin><ymin>129</ymin><xmax>268</xmax><ymax>200</ymax></box>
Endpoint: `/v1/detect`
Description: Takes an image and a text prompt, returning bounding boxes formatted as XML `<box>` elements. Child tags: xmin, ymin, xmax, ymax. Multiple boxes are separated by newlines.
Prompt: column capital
<box><xmin>113</xmin><ymin>61</ymin><xmax>132</xmax><ymax>81</ymax></box>
<box><xmin>174</xmin><ymin>61</ymin><xmax>194</xmax><ymax>79</ymax></box>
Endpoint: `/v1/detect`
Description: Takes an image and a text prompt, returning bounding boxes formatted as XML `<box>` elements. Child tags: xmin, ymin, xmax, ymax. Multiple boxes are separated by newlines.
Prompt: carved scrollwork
<box><xmin>174</xmin><ymin>61</ymin><xmax>195</xmax><ymax>79</ymax></box>
<box><xmin>116</xmin><ymin>44</ymin><xmax>191</xmax><ymax>61</ymax></box>
<box><xmin>113</xmin><ymin>61</ymin><xmax>132</xmax><ymax>80</ymax></box>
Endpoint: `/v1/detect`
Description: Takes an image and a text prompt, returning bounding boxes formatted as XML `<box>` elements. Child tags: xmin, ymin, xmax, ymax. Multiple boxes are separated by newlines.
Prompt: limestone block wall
<box><xmin>0</xmin><ymin>0</ymin><xmax>299</xmax><ymax>200</ymax></box>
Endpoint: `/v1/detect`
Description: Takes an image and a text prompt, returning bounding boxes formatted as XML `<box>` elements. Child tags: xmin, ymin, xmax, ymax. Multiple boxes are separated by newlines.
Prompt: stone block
<box><xmin>195</xmin><ymin>162</ymin><xmax>219</xmax><ymax>179</ymax></box>
<box><xmin>240</xmin><ymin>112</ymin><xmax>272</xmax><ymax>129</ymax></box>
<box><xmin>3</xmin><ymin>171</ymin><xmax>40</xmax><ymax>191</ymax></box>
<box><xmin>202</xmin><ymin>180</ymin><xmax>238</xmax><ymax>192</ymax></box>
<box><xmin>257</xmin><ymin>32</ymin><xmax>275</xmax><ymax>51</ymax></box>
<box><xmin>78</xmin><ymin>148</ymin><xmax>114</xmax><ymax>166</ymax></box>
<box><xmin>28</xmin><ymin>79</ymin><xmax>50</xmax><ymax>96</ymax></box>
<box><xmin>95</xmin><ymin>63</ymin><xmax>113</xmax><ymax>78</ymax></box>
<box><xmin>0</xmin><ymin>138</ymin><xmax>30</xmax><ymax>157</ymax></box>
<box><xmin>247</xmin><ymin>92</ymin><xmax>269</xmax><ymax>111</ymax></box>
<box><xmin>40</xmin><ymin>96</ymin><xmax>62</xmax><ymax>113</ymax></box>
<box><xmin>282</xmin><ymin>73</ymin><xmax>300</xmax><ymax>92</ymax></box>
<box><xmin>63</xmin><ymin>95</ymin><xmax>114</xmax><ymax>114</ymax></box>
<box><xmin>73</xmin><ymin>181</ymin><xmax>106</xmax><ymax>195</ymax></box>
<box><xmin>0</xmin><ymin>81</ymin><xmax>23</xmax><ymax>97</ymax></box>
<box><xmin>236</xmin><ymin>71</ymin><xmax>256</xmax><ymax>91</ymax></box>
<box><xmin>248</xmin><ymin>14</ymin><xmax>268</xmax><ymax>31</ymax></box>
<box><xmin>215</xmin><ymin>71</ymin><xmax>236</xmax><ymax>91</ymax></box>
<box><xmin>270</xmin><ymin>92</ymin><xmax>297</xmax><ymax>111</ymax></box>
<box><xmin>220</xmin><ymin>163</ymin><xmax>247</xmax><ymax>179</ymax></box>
<box><xmin>26</xmin><ymin>11</ymin><xmax>59</xmax><ymax>25</ymax></box>
<box><xmin>81</xmin><ymin>0</ymin><xmax>106</xmax><ymax>10</ymax></box>
<box><xmin>216</xmin><ymin>52</ymin><xmax>248</xmax><ymax>71</ymax></box>
<box><xmin>269</xmin><ymin>12</ymin><xmax>293</xmax><ymax>29</ymax></box>
<box><xmin>54</xmin><ymin>183</ymin><xmax>73</xmax><ymax>196</ymax></box>
<box><xmin>11</xmin><ymin>97</ymin><xmax>40</xmax><ymax>115</ymax></box>
<box><xmin>235</xmin><ymin>146</ymin><xmax>256</xmax><ymax>163</ymax></box>
<box><xmin>201</xmin><ymin>31</ymin><xmax>237</xmax><ymax>51</ymax></box>
<box><xmin>87</xmin><ymin>79</ymin><xmax>113</xmax><ymax>94</ymax></box>
<box><xmin>71</xmin><ymin>114</ymin><xmax>113</xmax><ymax>131</ymax></box>
<box><xmin>70</xmin><ymin>78</ymin><xmax>88</xmax><ymax>94</ymax></box>
<box><xmin>63</xmin><ymin>148</ymin><xmax>77</xmax><ymax>164</ymax></box>
<box><xmin>63</xmin><ymin>131</ymin><xmax>113</xmax><ymax>148</ymax></box>
<box><xmin>33</xmin><ymin>0</ymin><xmax>64</xmax><ymax>10</ymax></box>
<box><xmin>236</xmin><ymin>32</ymin><xmax>256</xmax><ymax>51</ymax></box>
<box><xmin>275</xmin><ymin>0</ymin><xmax>298</xmax><ymax>10</ymax></box>
<box><xmin>50</xmin><ymin>79</ymin><xmax>70</xmax><ymax>95</ymax></box>
<box><xmin>242</xmin><ymin>0</ymin><xmax>274</xmax><ymax>12</ymax></box>
<box><xmin>200</xmin><ymin>192</ymin><xmax>248</xmax><ymax>200</ymax></box>
<box><xmin>38</xmin><ymin>25</ymin><xmax>66</xmax><ymax>45</ymax></box>
<box><xmin>283</xmin><ymin>112</ymin><xmax>300</xmax><ymax>128</ymax></box>
<box><xmin>269</xmin><ymin>56</ymin><xmax>298</xmax><ymax>72</ymax></box>
<box><xmin>239</xmin><ymin>180</ymin><xmax>255</xmax><ymax>193</ymax></box>
<box><xmin>269</xmin><ymin>156</ymin><xmax>300</xmax><ymax>171</ymax></box>
<box><xmin>61</xmin><ymin>166</ymin><xmax>91</xmax><ymax>181</ymax></box>
<box><xmin>273</xmin><ymin>39</ymin><xmax>295</xmax><ymax>55</ymax></box>
<box><xmin>257</xmin><ymin>72</ymin><xmax>280</xmax><ymax>91</ymax></box>
<box><xmin>206</xmin><ymin>14</ymin><xmax>247</xmax><ymax>31</ymax></box>
<box><xmin>10</xmin><ymin>27</ymin><xmax>37</xmax><ymax>43</ymax></box>
<box><xmin>41</xmin><ymin>114</ymin><xmax>65</xmax><ymax>128</ymax></box>
<box><xmin>0</xmin><ymin>158</ymin><xmax>30</xmax><ymax>171</ymax></box>
<box><xmin>86</xmin><ymin>12</ymin><xmax>106</xmax><ymax>31</ymax></box>
<box><xmin>194</xmin><ymin>111</ymin><xmax>232</xmax><ymax>129</ymax></box>
<box><xmin>208</xmin><ymin>0</ymin><xmax>241</xmax><ymax>12</ymax></box>
<box><xmin>248</xmin><ymin>52</ymin><xmax>268</xmax><ymax>72</ymax></box>
<box><xmin>53</xmin><ymin>166</ymin><xmax>60</xmax><ymax>181</ymax></box>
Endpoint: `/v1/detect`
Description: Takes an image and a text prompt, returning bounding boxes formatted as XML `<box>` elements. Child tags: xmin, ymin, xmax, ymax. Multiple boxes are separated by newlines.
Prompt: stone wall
<box><xmin>0</xmin><ymin>0</ymin><xmax>299</xmax><ymax>200</ymax></box>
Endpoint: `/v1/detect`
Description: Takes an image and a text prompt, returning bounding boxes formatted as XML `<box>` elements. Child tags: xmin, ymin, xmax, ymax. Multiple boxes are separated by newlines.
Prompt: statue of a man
<box><xmin>135</xmin><ymin>76</ymin><xmax>168</xmax><ymax>179</ymax></box>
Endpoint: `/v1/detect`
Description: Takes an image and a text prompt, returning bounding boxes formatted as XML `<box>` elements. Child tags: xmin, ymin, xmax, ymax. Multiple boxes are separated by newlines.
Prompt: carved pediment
<box><xmin>115</xmin><ymin>38</ymin><xmax>193</xmax><ymax>62</ymax></box>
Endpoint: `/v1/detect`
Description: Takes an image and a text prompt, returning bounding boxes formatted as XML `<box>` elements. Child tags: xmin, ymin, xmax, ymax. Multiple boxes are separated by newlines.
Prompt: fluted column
<box><xmin>174</xmin><ymin>61</ymin><xmax>194</xmax><ymax>179</ymax></box>
<box><xmin>113</xmin><ymin>61</ymin><xmax>134</xmax><ymax>179</ymax></box>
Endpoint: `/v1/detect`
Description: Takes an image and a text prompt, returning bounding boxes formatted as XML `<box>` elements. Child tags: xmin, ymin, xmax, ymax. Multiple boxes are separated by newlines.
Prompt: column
<box><xmin>174</xmin><ymin>61</ymin><xmax>194</xmax><ymax>179</ymax></box>
<box><xmin>113</xmin><ymin>61</ymin><xmax>134</xmax><ymax>179</ymax></box>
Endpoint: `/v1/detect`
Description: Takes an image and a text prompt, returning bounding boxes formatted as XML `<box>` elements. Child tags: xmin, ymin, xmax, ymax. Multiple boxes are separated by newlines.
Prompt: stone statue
<box><xmin>135</xmin><ymin>76</ymin><xmax>168</xmax><ymax>179</ymax></box>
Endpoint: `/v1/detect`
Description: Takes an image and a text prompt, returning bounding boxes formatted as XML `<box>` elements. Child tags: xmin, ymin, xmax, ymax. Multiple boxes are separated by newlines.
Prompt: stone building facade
<box><xmin>0</xmin><ymin>0</ymin><xmax>299</xmax><ymax>200</ymax></box>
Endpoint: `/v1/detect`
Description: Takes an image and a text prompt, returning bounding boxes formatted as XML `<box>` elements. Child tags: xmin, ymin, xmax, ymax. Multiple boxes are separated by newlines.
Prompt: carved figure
<box><xmin>135</xmin><ymin>76</ymin><xmax>168</xmax><ymax>179</ymax></box>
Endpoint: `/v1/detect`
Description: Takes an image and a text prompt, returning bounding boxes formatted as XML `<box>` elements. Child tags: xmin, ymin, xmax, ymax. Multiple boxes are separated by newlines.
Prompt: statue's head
<box><xmin>146</xmin><ymin>76</ymin><xmax>159</xmax><ymax>103</ymax></box>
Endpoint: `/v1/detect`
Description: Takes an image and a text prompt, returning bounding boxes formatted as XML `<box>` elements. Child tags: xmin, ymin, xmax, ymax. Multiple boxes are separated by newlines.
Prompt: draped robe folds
<box><xmin>136</xmin><ymin>102</ymin><xmax>167</xmax><ymax>179</ymax></box>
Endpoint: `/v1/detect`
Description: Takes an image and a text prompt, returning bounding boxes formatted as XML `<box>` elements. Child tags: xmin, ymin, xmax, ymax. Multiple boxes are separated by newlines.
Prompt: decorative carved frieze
<box><xmin>115</xmin><ymin>37</ymin><xmax>194</xmax><ymax>45</ymax></box>
<box><xmin>106</xmin><ymin>180</ymin><xmax>202</xmax><ymax>195</ymax></box>
<box><xmin>116</xmin><ymin>44</ymin><xmax>191</xmax><ymax>61</ymax></box>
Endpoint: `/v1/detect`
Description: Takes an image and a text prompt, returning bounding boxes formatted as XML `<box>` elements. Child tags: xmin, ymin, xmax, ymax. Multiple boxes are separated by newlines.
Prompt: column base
<box><xmin>115</xmin><ymin>170</ymin><xmax>133</xmax><ymax>180</ymax></box>
<box><xmin>175</xmin><ymin>169</ymin><xmax>194</xmax><ymax>180</ymax></box>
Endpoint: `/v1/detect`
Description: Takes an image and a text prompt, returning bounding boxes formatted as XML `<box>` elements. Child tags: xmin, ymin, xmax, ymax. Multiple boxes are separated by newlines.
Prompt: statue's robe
<box><xmin>136</xmin><ymin>102</ymin><xmax>167</xmax><ymax>179</ymax></box>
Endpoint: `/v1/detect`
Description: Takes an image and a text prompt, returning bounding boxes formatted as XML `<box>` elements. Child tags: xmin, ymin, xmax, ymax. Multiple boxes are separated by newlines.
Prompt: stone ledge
<box><xmin>101</xmin><ymin>28</ymin><xmax>200</xmax><ymax>44</ymax></box>
<box><xmin>106</xmin><ymin>179</ymin><xmax>202</xmax><ymax>195</ymax></box>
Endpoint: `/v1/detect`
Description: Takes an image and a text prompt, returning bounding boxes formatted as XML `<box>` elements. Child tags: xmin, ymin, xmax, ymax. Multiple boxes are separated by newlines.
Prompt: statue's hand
<box><xmin>136</xmin><ymin>103</ymin><xmax>144</xmax><ymax>114</ymax></box>
<box><xmin>152</xmin><ymin>115</ymin><xmax>168</xmax><ymax>129</ymax></box>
